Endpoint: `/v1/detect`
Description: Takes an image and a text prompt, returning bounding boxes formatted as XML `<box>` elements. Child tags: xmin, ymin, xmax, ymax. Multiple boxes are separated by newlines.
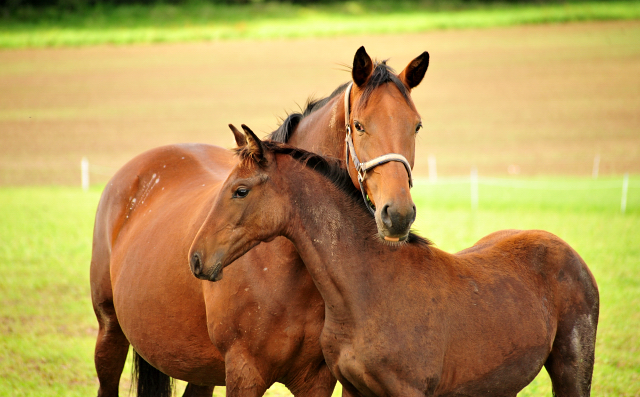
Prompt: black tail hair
<box><xmin>133</xmin><ymin>350</ymin><xmax>173</xmax><ymax>397</ymax></box>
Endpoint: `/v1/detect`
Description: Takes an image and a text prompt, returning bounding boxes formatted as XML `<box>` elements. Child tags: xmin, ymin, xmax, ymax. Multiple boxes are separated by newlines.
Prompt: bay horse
<box><xmin>90</xmin><ymin>47</ymin><xmax>429</xmax><ymax>396</ymax></box>
<box><xmin>189</xmin><ymin>125</ymin><xmax>600</xmax><ymax>397</ymax></box>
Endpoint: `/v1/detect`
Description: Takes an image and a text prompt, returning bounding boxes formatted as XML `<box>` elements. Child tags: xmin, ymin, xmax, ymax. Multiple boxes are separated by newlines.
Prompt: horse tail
<box><xmin>133</xmin><ymin>350</ymin><xmax>173</xmax><ymax>397</ymax></box>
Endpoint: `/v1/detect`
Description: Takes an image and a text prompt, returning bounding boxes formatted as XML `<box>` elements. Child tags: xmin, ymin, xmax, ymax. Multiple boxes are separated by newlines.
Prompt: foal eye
<box><xmin>415</xmin><ymin>122</ymin><xmax>423</xmax><ymax>134</ymax></box>
<box><xmin>233</xmin><ymin>187</ymin><xmax>249</xmax><ymax>199</ymax></box>
<box><xmin>354</xmin><ymin>121</ymin><xmax>365</xmax><ymax>133</ymax></box>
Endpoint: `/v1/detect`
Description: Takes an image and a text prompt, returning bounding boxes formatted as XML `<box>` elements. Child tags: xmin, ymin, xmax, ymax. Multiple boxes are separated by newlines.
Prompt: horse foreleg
<box><xmin>224</xmin><ymin>349</ymin><xmax>269</xmax><ymax>397</ymax></box>
<box><xmin>182</xmin><ymin>383</ymin><xmax>215</xmax><ymax>397</ymax></box>
<box><xmin>94</xmin><ymin>301</ymin><xmax>130</xmax><ymax>397</ymax></box>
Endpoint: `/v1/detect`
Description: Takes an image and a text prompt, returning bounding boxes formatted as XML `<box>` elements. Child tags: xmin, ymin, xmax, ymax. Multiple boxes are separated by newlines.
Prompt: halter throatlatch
<box><xmin>343</xmin><ymin>82</ymin><xmax>414</xmax><ymax>216</ymax></box>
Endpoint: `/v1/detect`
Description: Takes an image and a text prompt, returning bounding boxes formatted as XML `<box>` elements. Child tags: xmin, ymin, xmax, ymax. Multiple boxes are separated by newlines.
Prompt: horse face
<box><xmin>348</xmin><ymin>83</ymin><xmax>420</xmax><ymax>242</ymax></box>
<box><xmin>189</xmin><ymin>129</ymin><xmax>283</xmax><ymax>282</ymax></box>
<box><xmin>347</xmin><ymin>48</ymin><xmax>429</xmax><ymax>242</ymax></box>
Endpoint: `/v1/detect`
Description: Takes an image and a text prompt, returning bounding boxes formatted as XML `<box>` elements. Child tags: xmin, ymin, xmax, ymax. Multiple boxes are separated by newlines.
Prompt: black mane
<box><xmin>235</xmin><ymin>141</ymin><xmax>431</xmax><ymax>248</ymax></box>
<box><xmin>268</xmin><ymin>60</ymin><xmax>411</xmax><ymax>143</ymax></box>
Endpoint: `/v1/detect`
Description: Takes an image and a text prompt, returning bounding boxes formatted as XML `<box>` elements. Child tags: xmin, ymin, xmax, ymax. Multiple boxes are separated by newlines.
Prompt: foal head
<box><xmin>189</xmin><ymin>125</ymin><xmax>324</xmax><ymax>282</ymax></box>
<box><xmin>345</xmin><ymin>47</ymin><xmax>429</xmax><ymax>242</ymax></box>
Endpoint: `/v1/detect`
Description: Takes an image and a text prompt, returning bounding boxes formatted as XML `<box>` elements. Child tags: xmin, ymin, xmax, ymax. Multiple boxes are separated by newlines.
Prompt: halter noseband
<box><xmin>343</xmin><ymin>82</ymin><xmax>414</xmax><ymax>215</ymax></box>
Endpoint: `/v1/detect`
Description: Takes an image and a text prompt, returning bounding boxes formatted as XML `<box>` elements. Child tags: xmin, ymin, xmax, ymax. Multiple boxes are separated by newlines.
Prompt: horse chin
<box><xmin>379</xmin><ymin>232</ymin><xmax>409</xmax><ymax>245</ymax></box>
<box><xmin>208</xmin><ymin>262</ymin><xmax>224</xmax><ymax>282</ymax></box>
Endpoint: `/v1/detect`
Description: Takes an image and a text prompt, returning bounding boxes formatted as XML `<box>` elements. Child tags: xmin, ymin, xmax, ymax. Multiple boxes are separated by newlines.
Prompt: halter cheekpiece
<box><xmin>343</xmin><ymin>82</ymin><xmax>414</xmax><ymax>215</ymax></box>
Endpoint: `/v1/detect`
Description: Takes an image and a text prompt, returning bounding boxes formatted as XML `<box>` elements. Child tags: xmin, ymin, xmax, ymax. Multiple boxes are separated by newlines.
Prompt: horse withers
<box><xmin>189</xmin><ymin>125</ymin><xmax>599</xmax><ymax>397</ymax></box>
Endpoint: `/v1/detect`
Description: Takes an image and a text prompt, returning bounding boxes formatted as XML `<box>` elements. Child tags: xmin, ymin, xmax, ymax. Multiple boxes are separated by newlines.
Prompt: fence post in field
<box><xmin>428</xmin><ymin>154</ymin><xmax>437</xmax><ymax>182</ymax></box>
<box><xmin>621</xmin><ymin>173</ymin><xmax>629</xmax><ymax>213</ymax></box>
<box><xmin>81</xmin><ymin>157</ymin><xmax>90</xmax><ymax>192</ymax></box>
<box><xmin>592</xmin><ymin>154</ymin><xmax>600</xmax><ymax>179</ymax></box>
<box><xmin>471</xmin><ymin>166</ymin><xmax>478</xmax><ymax>211</ymax></box>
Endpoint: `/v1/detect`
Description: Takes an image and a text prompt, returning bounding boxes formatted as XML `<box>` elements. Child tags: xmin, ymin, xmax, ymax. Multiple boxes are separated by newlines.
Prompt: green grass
<box><xmin>0</xmin><ymin>177</ymin><xmax>638</xmax><ymax>395</ymax></box>
<box><xmin>1</xmin><ymin>0</ymin><xmax>640</xmax><ymax>48</ymax></box>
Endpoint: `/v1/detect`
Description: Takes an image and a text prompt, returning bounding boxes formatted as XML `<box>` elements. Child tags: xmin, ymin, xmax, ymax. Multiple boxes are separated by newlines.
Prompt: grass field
<box><xmin>0</xmin><ymin>177</ymin><xmax>638</xmax><ymax>395</ymax></box>
<box><xmin>2</xmin><ymin>21</ymin><xmax>639</xmax><ymax>187</ymax></box>
<box><xmin>1</xmin><ymin>0</ymin><xmax>640</xmax><ymax>48</ymax></box>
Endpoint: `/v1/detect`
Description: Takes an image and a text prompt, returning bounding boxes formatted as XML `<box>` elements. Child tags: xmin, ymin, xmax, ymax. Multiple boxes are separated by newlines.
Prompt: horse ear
<box><xmin>399</xmin><ymin>51</ymin><xmax>430</xmax><ymax>89</ymax></box>
<box><xmin>241</xmin><ymin>124</ymin><xmax>265</xmax><ymax>162</ymax></box>
<box><xmin>229</xmin><ymin>124</ymin><xmax>247</xmax><ymax>147</ymax></box>
<box><xmin>352</xmin><ymin>46</ymin><xmax>373</xmax><ymax>87</ymax></box>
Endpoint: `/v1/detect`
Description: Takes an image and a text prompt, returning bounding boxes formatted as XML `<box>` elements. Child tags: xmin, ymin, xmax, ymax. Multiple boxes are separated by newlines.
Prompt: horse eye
<box><xmin>233</xmin><ymin>187</ymin><xmax>249</xmax><ymax>199</ymax></box>
<box><xmin>354</xmin><ymin>121</ymin><xmax>365</xmax><ymax>133</ymax></box>
<box><xmin>415</xmin><ymin>122</ymin><xmax>423</xmax><ymax>134</ymax></box>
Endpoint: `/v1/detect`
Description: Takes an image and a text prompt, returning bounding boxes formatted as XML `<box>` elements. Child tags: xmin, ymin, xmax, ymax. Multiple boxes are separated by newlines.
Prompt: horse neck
<box><xmin>287</xmin><ymin>94</ymin><xmax>346</xmax><ymax>158</ymax></box>
<box><xmin>279</xmin><ymin>160</ymin><xmax>391</xmax><ymax>321</ymax></box>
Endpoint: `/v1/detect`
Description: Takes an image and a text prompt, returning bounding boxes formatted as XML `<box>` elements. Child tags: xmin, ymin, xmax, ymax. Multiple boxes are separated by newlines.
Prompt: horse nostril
<box><xmin>191</xmin><ymin>252</ymin><xmax>202</xmax><ymax>275</ymax></box>
<box><xmin>380</xmin><ymin>204</ymin><xmax>393</xmax><ymax>228</ymax></box>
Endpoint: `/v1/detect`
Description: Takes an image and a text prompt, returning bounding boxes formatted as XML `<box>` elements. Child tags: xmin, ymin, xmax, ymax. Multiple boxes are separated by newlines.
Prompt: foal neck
<box><xmin>278</xmin><ymin>156</ymin><xmax>396</xmax><ymax>319</ymax></box>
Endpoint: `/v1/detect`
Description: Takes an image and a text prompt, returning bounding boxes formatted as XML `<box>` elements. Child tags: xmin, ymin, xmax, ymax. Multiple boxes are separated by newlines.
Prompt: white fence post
<box><xmin>470</xmin><ymin>166</ymin><xmax>478</xmax><ymax>211</ymax></box>
<box><xmin>621</xmin><ymin>173</ymin><xmax>629</xmax><ymax>213</ymax></box>
<box><xmin>428</xmin><ymin>154</ymin><xmax>437</xmax><ymax>182</ymax></box>
<box><xmin>81</xmin><ymin>157</ymin><xmax>90</xmax><ymax>191</ymax></box>
<box><xmin>592</xmin><ymin>154</ymin><xmax>600</xmax><ymax>179</ymax></box>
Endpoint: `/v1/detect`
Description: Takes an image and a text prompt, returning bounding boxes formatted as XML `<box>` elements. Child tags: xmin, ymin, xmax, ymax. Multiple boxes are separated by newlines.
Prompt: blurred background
<box><xmin>0</xmin><ymin>1</ymin><xmax>639</xmax><ymax>396</ymax></box>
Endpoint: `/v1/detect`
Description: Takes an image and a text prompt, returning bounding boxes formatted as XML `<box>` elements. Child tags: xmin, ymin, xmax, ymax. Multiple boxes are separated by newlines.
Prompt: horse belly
<box><xmin>443</xmin><ymin>343</ymin><xmax>550</xmax><ymax>396</ymax></box>
<box><xmin>438</xmin><ymin>304</ymin><xmax>552</xmax><ymax>395</ymax></box>
<box><xmin>112</xmin><ymin>253</ymin><xmax>226</xmax><ymax>385</ymax></box>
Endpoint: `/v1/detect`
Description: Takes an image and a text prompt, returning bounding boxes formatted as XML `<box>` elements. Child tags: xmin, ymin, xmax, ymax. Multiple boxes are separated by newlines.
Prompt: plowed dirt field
<box><xmin>1</xmin><ymin>21</ymin><xmax>639</xmax><ymax>186</ymax></box>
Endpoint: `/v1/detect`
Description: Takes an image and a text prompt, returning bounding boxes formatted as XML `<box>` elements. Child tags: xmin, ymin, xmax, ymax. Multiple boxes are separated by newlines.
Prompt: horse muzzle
<box><xmin>190</xmin><ymin>251</ymin><xmax>224</xmax><ymax>282</ymax></box>
<box><xmin>377</xmin><ymin>200</ymin><xmax>416</xmax><ymax>242</ymax></box>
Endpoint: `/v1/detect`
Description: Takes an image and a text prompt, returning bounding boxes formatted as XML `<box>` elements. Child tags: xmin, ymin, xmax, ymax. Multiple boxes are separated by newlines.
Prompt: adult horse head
<box><xmin>275</xmin><ymin>46</ymin><xmax>429</xmax><ymax>241</ymax></box>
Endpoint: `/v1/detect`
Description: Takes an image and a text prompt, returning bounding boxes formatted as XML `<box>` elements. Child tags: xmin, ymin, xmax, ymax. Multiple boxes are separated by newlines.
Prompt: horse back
<box><xmin>456</xmin><ymin>229</ymin><xmax>599</xmax><ymax>336</ymax></box>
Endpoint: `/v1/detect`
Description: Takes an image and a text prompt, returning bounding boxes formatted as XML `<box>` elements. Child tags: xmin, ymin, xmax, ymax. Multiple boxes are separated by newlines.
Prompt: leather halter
<box><xmin>343</xmin><ymin>82</ymin><xmax>414</xmax><ymax>215</ymax></box>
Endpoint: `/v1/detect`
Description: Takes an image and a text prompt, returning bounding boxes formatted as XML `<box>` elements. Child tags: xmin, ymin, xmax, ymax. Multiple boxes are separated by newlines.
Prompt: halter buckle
<box><xmin>357</xmin><ymin>167</ymin><xmax>367</xmax><ymax>183</ymax></box>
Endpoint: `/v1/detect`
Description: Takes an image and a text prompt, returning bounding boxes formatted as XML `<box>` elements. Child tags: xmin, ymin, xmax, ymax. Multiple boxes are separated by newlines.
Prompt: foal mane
<box><xmin>235</xmin><ymin>141</ymin><xmax>431</xmax><ymax>247</ymax></box>
<box><xmin>268</xmin><ymin>60</ymin><xmax>411</xmax><ymax>143</ymax></box>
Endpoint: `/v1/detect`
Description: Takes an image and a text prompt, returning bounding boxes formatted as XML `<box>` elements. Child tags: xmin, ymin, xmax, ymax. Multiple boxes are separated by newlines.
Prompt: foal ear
<box><xmin>229</xmin><ymin>124</ymin><xmax>247</xmax><ymax>147</ymax></box>
<box><xmin>352</xmin><ymin>46</ymin><xmax>373</xmax><ymax>87</ymax></box>
<box><xmin>241</xmin><ymin>124</ymin><xmax>265</xmax><ymax>163</ymax></box>
<box><xmin>399</xmin><ymin>51</ymin><xmax>430</xmax><ymax>90</ymax></box>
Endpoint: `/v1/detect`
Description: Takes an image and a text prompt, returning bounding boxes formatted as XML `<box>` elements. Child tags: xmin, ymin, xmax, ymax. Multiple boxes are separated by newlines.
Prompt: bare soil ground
<box><xmin>0</xmin><ymin>20</ymin><xmax>639</xmax><ymax>186</ymax></box>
